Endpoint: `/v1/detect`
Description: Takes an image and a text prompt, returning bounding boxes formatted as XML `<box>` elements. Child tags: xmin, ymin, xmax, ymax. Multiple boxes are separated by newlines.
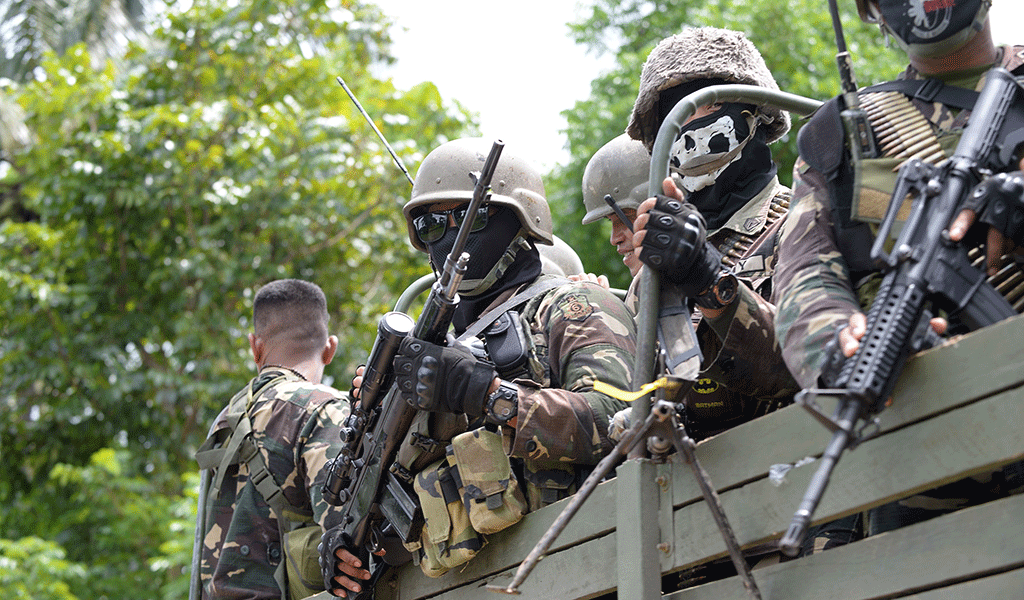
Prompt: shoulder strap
<box><xmin>457</xmin><ymin>276</ymin><xmax>568</xmax><ymax>342</ymax></box>
<box><xmin>862</xmin><ymin>78</ymin><xmax>980</xmax><ymax>111</ymax></box>
<box><xmin>197</xmin><ymin>373</ymin><xmax>314</xmax><ymax>524</ymax></box>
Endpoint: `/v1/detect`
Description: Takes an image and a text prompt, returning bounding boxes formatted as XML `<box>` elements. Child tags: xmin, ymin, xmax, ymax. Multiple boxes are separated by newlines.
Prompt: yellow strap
<box><xmin>592</xmin><ymin>377</ymin><xmax>683</xmax><ymax>403</ymax></box>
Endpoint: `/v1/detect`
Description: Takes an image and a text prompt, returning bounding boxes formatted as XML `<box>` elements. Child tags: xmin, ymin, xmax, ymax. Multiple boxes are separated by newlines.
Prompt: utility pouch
<box><xmin>450</xmin><ymin>428</ymin><xmax>528</xmax><ymax>535</ymax></box>
<box><xmin>395</xmin><ymin>411</ymin><xmax>468</xmax><ymax>482</ymax></box>
<box><xmin>411</xmin><ymin>458</ymin><xmax>483</xmax><ymax>578</ymax></box>
<box><xmin>522</xmin><ymin>463</ymin><xmax>578</xmax><ymax>511</ymax></box>
<box><xmin>283</xmin><ymin>525</ymin><xmax>324</xmax><ymax>600</ymax></box>
<box><xmin>483</xmin><ymin>311</ymin><xmax>530</xmax><ymax>377</ymax></box>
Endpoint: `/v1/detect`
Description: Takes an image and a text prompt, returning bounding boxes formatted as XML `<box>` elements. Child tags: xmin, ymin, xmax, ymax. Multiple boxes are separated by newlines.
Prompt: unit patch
<box><xmin>559</xmin><ymin>294</ymin><xmax>594</xmax><ymax>321</ymax></box>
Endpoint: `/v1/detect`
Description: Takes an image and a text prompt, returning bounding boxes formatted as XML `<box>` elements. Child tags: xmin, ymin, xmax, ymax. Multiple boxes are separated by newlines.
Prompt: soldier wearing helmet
<box><xmin>613</xmin><ymin>28</ymin><xmax>798</xmax><ymax>447</ymax></box>
<box><xmin>581</xmin><ymin>133</ymin><xmax>649</xmax><ymax>279</ymax></box>
<box><xmin>774</xmin><ymin>0</ymin><xmax>1024</xmax><ymax>539</ymax></box>
<box><xmin>323</xmin><ymin>138</ymin><xmax>637</xmax><ymax>592</ymax></box>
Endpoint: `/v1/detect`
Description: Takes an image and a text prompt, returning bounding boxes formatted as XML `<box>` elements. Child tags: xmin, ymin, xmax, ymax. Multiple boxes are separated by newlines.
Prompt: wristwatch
<box><xmin>485</xmin><ymin>380</ymin><xmax>519</xmax><ymax>425</ymax></box>
<box><xmin>695</xmin><ymin>270</ymin><xmax>739</xmax><ymax>310</ymax></box>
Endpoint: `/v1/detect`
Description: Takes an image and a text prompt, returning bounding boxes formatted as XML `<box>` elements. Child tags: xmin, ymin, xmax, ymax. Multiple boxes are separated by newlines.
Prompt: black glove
<box><xmin>965</xmin><ymin>170</ymin><xmax>1024</xmax><ymax>247</ymax></box>
<box><xmin>393</xmin><ymin>337</ymin><xmax>496</xmax><ymax>417</ymax></box>
<box><xmin>638</xmin><ymin>194</ymin><xmax>724</xmax><ymax>298</ymax></box>
<box><xmin>318</xmin><ymin>526</ymin><xmax>360</xmax><ymax>597</ymax></box>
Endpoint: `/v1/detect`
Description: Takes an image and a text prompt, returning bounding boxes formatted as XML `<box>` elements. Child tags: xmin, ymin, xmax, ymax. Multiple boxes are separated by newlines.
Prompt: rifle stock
<box><xmin>320</xmin><ymin>140</ymin><xmax>504</xmax><ymax>590</ymax></box>
<box><xmin>779</xmin><ymin>67</ymin><xmax>1024</xmax><ymax>556</ymax></box>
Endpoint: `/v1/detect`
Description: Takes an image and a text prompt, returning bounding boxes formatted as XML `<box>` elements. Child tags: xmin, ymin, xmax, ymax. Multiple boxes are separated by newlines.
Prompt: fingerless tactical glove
<box><xmin>966</xmin><ymin>170</ymin><xmax>1024</xmax><ymax>247</ymax></box>
<box><xmin>394</xmin><ymin>338</ymin><xmax>496</xmax><ymax>417</ymax></box>
<box><xmin>638</xmin><ymin>194</ymin><xmax>725</xmax><ymax>299</ymax></box>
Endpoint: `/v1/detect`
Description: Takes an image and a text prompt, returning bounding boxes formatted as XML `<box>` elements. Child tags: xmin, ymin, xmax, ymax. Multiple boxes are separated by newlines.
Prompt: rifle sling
<box><xmin>457</xmin><ymin>277</ymin><xmax>569</xmax><ymax>342</ymax></box>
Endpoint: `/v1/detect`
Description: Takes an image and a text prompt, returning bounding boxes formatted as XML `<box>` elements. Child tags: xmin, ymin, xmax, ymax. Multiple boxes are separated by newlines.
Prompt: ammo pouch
<box><xmin>408</xmin><ymin>427</ymin><xmax>527</xmax><ymax>577</ymax></box>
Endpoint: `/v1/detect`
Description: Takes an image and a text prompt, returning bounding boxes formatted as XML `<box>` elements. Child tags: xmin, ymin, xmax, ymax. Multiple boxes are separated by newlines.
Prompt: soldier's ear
<box><xmin>249</xmin><ymin>333</ymin><xmax>264</xmax><ymax>366</ymax></box>
<box><xmin>322</xmin><ymin>335</ymin><xmax>338</xmax><ymax>366</ymax></box>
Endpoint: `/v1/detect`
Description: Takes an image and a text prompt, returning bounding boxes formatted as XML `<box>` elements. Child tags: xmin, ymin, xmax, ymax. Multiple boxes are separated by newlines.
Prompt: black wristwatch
<box><xmin>695</xmin><ymin>270</ymin><xmax>739</xmax><ymax>310</ymax></box>
<box><xmin>485</xmin><ymin>380</ymin><xmax>519</xmax><ymax>425</ymax></box>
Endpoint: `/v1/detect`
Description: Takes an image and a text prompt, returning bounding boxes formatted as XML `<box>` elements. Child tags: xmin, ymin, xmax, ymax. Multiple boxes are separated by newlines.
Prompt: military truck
<box><xmin>309</xmin><ymin>81</ymin><xmax>1024</xmax><ymax>600</ymax></box>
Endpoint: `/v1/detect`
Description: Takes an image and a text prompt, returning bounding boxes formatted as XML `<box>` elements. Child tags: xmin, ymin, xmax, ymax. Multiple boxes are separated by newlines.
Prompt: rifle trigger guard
<box><xmin>850</xmin><ymin>416</ymin><xmax>881</xmax><ymax>450</ymax></box>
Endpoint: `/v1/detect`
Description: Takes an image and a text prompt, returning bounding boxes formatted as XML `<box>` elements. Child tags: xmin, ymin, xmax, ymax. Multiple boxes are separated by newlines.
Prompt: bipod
<box><xmin>488</xmin><ymin>398</ymin><xmax>761</xmax><ymax>599</ymax></box>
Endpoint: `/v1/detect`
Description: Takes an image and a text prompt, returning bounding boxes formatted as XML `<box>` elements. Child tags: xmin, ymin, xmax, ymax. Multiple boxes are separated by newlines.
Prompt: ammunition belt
<box><xmin>712</xmin><ymin>191</ymin><xmax>790</xmax><ymax>270</ymax></box>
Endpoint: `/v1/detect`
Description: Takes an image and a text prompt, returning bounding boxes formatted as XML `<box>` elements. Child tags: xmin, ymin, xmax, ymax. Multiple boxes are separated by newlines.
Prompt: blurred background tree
<box><xmin>0</xmin><ymin>0</ymin><xmax>903</xmax><ymax>596</ymax></box>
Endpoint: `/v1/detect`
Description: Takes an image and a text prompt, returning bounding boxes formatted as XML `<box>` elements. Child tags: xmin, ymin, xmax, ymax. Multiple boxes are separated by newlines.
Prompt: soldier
<box><xmin>321</xmin><ymin>138</ymin><xmax>637</xmax><ymax>595</ymax></box>
<box><xmin>581</xmin><ymin>132</ymin><xmax>650</xmax><ymax>282</ymax></box>
<box><xmin>194</xmin><ymin>279</ymin><xmax>371</xmax><ymax>599</ymax></box>
<box><xmin>774</xmin><ymin>0</ymin><xmax>1024</xmax><ymax>537</ymax></box>
<box><xmin>620</xmin><ymin>27</ymin><xmax>799</xmax><ymax>444</ymax></box>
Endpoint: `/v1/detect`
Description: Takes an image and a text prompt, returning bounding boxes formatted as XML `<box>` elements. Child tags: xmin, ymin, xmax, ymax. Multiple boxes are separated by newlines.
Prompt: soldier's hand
<box><xmin>568</xmin><ymin>272</ymin><xmax>610</xmax><ymax>289</ymax></box>
<box><xmin>329</xmin><ymin>547</ymin><xmax>373</xmax><ymax>598</ymax></box>
<box><xmin>350</xmin><ymin>364</ymin><xmax>365</xmax><ymax>400</ymax></box>
<box><xmin>632</xmin><ymin>178</ymin><xmax>723</xmax><ymax>298</ymax></box>
<box><xmin>838</xmin><ymin>312</ymin><xmax>946</xmax><ymax>358</ymax></box>
<box><xmin>393</xmin><ymin>338</ymin><xmax>496</xmax><ymax>417</ymax></box>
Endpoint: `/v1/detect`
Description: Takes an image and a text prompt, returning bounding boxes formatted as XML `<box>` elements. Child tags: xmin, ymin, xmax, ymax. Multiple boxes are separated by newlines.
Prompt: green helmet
<box><xmin>403</xmin><ymin>137</ymin><xmax>553</xmax><ymax>253</ymax></box>
<box><xmin>581</xmin><ymin>134</ymin><xmax>650</xmax><ymax>226</ymax></box>
<box><xmin>539</xmin><ymin>234</ymin><xmax>586</xmax><ymax>276</ymax></box>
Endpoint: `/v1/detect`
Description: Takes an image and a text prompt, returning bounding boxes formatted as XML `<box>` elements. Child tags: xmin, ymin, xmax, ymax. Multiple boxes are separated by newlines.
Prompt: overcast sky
<box><xmin>374</xmin><ymin>1</ymin><xmax>1024</xmax><ymax>171</ymax></box>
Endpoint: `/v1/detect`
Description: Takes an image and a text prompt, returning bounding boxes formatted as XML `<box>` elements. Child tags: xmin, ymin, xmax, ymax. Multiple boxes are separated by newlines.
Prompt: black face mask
<box><xmin>877</xmin><ymin>0</ymin><xmax>987</xmax><ymax>58</ymax></box>
<box><xmin>427</xmin><ymin>206</ymin><xmax>522</xmax><ymax>293</ymax></box>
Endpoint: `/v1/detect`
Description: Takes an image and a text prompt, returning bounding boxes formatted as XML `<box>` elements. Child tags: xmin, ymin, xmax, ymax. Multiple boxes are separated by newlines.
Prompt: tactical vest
<box><xmin>393</xmin><ymin>276</ymin><xmax>578</xmax><ymax>508</ymax></box>
<box><xmin>194</xmin><ymin>371</ymin><xmax>321</xmax><ymax>600</ymax></box>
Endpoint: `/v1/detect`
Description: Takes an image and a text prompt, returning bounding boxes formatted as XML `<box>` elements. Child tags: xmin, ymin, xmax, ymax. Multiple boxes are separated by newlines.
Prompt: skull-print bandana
<box><xmin>670</xmin><ymin>104</ymin><xmax>757</xmax><ymax>194</ymax></box>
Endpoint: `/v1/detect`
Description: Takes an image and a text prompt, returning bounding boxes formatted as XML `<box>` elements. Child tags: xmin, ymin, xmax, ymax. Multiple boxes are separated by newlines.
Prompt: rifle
<box><xmin>778</xmin><ymin>67</ymin><xmax>1024</xmax><ymax>556</ymax></box>
<box><xmin>320</xmin><ymin>140</ymin><xmax>504</xmax><ymax>588</ymax></box>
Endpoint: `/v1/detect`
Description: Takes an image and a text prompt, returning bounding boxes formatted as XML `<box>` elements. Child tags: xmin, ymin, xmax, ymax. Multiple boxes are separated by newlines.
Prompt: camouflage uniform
<box><xmin>615</xmin><ymin>178</ymin><xmax>798</xmax><ymax>442</ymax></box>
<box><xmin>199</xmin><ymin>368</ymin><xmax>349</xmax><ymax>599</ymax></box>
<box><xmin>774</xmin><ymin>46</ymin><xmax>1024</xmax><ymax>536</ymax></box>
<box><xmin>775</xmin><ymin>46</ymin><xmax>1024</xmax><ymax>387</ymax></box>
<box><xmin>488</xmin><ymin>275</ymin><xmax>637</xmax><ymax>509</ymax></box>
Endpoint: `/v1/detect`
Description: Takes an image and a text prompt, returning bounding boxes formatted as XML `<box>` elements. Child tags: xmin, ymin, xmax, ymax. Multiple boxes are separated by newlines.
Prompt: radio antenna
<box><xmin>337</xmin><ymin>76</ymin><xmax>415</xmax><ymax>187</ymax></box>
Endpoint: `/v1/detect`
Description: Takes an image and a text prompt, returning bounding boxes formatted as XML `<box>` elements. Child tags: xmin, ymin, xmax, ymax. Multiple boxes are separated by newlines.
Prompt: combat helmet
<box><xmin>403</xmin><ymin>137</ymin><xmax>553</xmax><ymax>253</ymax></box>
<box><xmin>539</xmin><ymin>234</ymin><xmax>586</xmax><ymax>277</ymax></box>
<box><xmin>581</xmin><ymin>133</ymin><xmax>650</xmax><ymax>225</ymax></box>
<box><xmin>627</xmin><ymin>27</ymin><xmax>791</xmax><ymax>151</ymax></box>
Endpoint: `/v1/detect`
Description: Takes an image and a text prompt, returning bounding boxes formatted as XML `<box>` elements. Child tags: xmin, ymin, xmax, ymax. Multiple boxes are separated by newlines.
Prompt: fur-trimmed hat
<box><xmin>627</xmin><ymin>27</ymin><xmax>790</xmax><ymax>150</ymax></box>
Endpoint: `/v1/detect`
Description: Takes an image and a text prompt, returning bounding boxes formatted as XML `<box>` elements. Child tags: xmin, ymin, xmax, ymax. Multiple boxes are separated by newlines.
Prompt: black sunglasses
<box><xmin>412</xmin><ymin>205</ymin><xmax>490</xmax><ymax>244</ymax></box>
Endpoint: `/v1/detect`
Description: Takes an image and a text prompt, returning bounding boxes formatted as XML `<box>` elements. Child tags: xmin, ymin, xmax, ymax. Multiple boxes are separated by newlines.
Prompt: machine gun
<box><xmin>320</xmin><ymin>140</ymin><xmax>504</xmax><ymax>588</ymax></box>
<box><xmin>779</xmin><ymin>67</ymin><xmax>1024</xmax><ymax>556</ymax></box>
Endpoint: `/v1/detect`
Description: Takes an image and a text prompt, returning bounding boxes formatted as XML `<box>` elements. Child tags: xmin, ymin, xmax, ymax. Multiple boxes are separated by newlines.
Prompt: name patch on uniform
<box><xmin>559</xmin><ymin>294</ymin><xmax>594</xmax><ymax>321</ymax></box>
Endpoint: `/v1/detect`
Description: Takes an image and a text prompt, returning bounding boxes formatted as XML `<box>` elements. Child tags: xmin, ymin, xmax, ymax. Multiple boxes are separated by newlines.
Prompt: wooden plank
<box><xmin>904</xmin><ymin>568</ymin><xmax>1024</xmax><ymax>599</ymax></box>
<box><xmin>663</xmin><ymin>493</ymin><xmax>1024</xmax><ymax>600</ymax></box>
<box><xmin>383</xmin><ymin>531</ymin><xmax>621</xmax><ymax>600</ymax></box>
<box><xmin>665</xmin><ymin>314</ymin><xmax>1024</xmax><ymax>513</ymax></box>
<box><xmin>667</xmin><ymin>386</ymin><xmax>1024</xmax><ymax>571</ymax></box>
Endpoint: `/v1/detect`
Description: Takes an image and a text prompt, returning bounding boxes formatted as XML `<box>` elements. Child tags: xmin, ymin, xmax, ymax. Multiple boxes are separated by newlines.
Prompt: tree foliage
<box><xmin>548</xmin><ymin>0</ymin><xmax>905</xmax><ymax>290</ymax></box>
<box><xmin>1</xmin><ymin>0</ymin><xmax>471</xmax><ymax>595</ymax></box>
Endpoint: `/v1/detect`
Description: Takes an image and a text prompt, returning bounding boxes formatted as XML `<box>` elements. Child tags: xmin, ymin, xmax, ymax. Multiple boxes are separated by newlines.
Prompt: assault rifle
<box><xmin>779</xmin><ymin>67</ymin><xmax>1024</xmax><ymax>556</ymax></box>
<box><xmin>321</xmin><ymin>140</ymin><xmax>504</xmax><ymax>586</ymax></box>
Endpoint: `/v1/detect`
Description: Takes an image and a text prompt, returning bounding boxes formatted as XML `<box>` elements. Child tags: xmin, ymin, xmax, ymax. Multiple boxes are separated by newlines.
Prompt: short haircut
<box><xmin>252</xmin><ymin>279</ymin><xmax>330</xmax><ymax>358</ymax></box>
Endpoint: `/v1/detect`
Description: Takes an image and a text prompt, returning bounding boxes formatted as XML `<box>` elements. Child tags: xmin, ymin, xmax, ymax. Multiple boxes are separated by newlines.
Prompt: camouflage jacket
<box><xmin>774</xmin><ymin>46</ymin><xmax>1024</xmax><ymax>387</ymax></box>
<box><xmin>199</xmin><ymin>368</ymin><xmax>350</xmax><ymax>599</ymax></box>
<box><xmin>486</xmin><ymin>275</ymin><xmax>637</xmax><ymax>507</ymax></box>
<box><xmin>621</xmin><ymin>178</ymin><xmax>798</xmax><ymax>440</ymax></box>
